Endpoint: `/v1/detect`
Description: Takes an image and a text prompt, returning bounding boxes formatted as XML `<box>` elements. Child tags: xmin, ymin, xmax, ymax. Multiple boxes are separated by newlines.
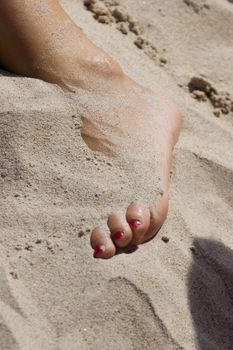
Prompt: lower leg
<box><xmin>0</xmin><ymin>0</ymin><xmax>122</xmax><ymax>88</ymax></box>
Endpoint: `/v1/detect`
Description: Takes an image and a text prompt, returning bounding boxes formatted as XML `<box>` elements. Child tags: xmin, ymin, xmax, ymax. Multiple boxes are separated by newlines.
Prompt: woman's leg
<box><xmin>0</xmin><ymin>0</ymin><xmax>121</xmax><ymax>88</ymax></box>
<box><xmin>0</xmin><ymin>0</ymin><xmax>181</xmax><ymax>259</ymax></box>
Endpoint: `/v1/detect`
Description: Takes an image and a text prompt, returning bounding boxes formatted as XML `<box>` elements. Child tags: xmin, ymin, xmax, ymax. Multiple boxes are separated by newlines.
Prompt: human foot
<box><xmin>85</xmin><ymin>78</ymin><xmax>181</xmax><ymax>258</ymax></box>
<box><xmin>0</xmin><ymin>0</ymin><xmax>181</xmax><ymax>259</ymax></box>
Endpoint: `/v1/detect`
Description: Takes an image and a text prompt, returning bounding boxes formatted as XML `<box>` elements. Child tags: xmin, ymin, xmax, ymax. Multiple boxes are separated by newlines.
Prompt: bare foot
<box><xmin>0</xmin><ymin>0</ymin><xmax>181</xmax><ymax>259</ymax></box>
<box><xmin>83</xmin><ymin>74</ymin><xmax>181</xmax><ymax>258</ymax></box>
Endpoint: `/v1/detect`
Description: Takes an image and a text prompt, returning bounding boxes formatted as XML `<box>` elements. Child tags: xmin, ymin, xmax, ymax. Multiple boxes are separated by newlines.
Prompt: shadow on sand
<box><xmin>188</xmin><ymin>238</ymin><xmax>233</xmax><ymax>350</ymax></box>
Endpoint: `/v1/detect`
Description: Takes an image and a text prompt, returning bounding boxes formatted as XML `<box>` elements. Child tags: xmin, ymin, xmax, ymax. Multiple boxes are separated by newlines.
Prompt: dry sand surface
<box><xmin>1</xmin><ymin>0</ymin><xmax>233</xmax><ymax>349</ymax></box>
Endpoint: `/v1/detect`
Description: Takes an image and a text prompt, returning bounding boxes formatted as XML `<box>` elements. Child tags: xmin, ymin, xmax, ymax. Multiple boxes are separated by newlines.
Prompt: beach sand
<box><xmin>0</xmin><ymin>0</ymin><xmax>233</xmax><ymax>349</ymax></box>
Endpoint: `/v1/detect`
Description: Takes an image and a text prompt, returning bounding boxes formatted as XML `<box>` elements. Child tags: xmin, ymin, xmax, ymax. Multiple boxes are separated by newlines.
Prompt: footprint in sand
<box><xmin>1</xmin><ymin>246</ymin><xmax>179</xmax><ymax>350</ymax></box>
<box><xmin>60</xmin><ymin>277</ymin><xmax>180</xmax><ymax>350</ymax></box>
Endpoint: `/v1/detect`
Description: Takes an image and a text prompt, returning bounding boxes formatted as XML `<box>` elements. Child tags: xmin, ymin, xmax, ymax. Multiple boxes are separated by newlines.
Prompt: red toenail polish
<box><xmin>128</xmin><ymin>219</ymin><xmax>141</xmax><ymax>229</ymax></box>
<box><xmin>113</xmin><ymin>231</ymin><xmax>124</xmax><ymax>241</ymax></box>
<box><xmin>94</xmin><ymin>245</ymin><xmax>104</xmax><ymax>255</ymax></box>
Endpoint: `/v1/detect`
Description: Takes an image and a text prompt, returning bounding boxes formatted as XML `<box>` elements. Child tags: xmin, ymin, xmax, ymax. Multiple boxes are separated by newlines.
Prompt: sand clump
<box><xmin>183</xmin><ymin>0</ymin><xmax>210</xmax><ymax>13</ymax></box>
<box><xmin>161</xmin><ymin>236</ymin><xmax>170</xmax><ymax>244</ymax></box>
<box><xmin>188</xmin><ymin>76</ymin><xmax>233</xmax><ymax>117</ymax></box>
<box><xmin>83</xmin><ymin>0</ymin><xmax>166</xmax><ymax>65</ymax></box>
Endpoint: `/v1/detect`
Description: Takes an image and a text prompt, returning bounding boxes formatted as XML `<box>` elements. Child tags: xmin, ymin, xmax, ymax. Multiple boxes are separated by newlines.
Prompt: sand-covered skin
<box><xmin>1</xmin><ymin>0</ymin><xmax>233</xmax><ymax>349</ymax></box>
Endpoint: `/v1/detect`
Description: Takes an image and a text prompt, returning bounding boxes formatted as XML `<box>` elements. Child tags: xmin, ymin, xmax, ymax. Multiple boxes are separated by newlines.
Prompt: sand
<box><xmin>0</xmin><ymin>0</ymin><xmax>233</xmax><ymax>349</ymax></box>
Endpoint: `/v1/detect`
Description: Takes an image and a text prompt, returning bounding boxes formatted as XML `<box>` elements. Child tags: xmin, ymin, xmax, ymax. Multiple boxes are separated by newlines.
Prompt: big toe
<box><xmin>142</xmin><ymin>193</ymin><xmax>169</xmax><ymax>243</ymax></box>
<box><xmin>126</xmin><ymin>203</ymin><xmax>150</xmax><ymax>246</ymax></box>
<box><xmin>91</xmin><ymin>227</ymin><xmax>116</xmax><ymax>259</ymax></box>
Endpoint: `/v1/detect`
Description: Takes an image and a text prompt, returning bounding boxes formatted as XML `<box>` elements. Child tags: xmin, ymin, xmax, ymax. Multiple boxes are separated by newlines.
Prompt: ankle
<box><xmin>29</xmin><ymin>40</ymin><xmax>123</xmax><ymax>90</ymax></box>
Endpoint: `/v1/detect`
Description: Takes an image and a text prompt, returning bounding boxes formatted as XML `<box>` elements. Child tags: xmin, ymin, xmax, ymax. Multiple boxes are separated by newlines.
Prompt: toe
<box><xmin>126</xmin><ymin>203</ymin><xmax>150</xmax><ymax>246</ymax></box>
<box><xmin>107</xmin><ymin>212</ymin><xmax>133</xmax><ymax>248</ymax></box>
<box><xmin>91</xmin><ymin>227</ymin><xmax>116</xmax><ymax>259</ymax></box>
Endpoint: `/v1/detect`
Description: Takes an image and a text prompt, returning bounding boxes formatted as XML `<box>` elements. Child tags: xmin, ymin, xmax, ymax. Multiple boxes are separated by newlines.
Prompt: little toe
<box><xmin>91</xmin><ymin>227</ymin><xmax>116</xmax><ymax>259</ymax></box>
<box><xmin>126</xmin><ymin>203</ymin><xmax>150</xmax><ymax>246</ymax></box>
<box><xmin>107</xmin><ymin>212</ymin><xmax>133</xmax><ymax>248</ymax></box>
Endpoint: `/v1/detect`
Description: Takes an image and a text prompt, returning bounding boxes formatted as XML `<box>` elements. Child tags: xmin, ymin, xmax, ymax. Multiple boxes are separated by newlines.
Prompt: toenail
<box><xmin>94</xmin><ymin>245</ymin><xmax>105</xmax><ymax>256</ymax></box>
<box><xmin>128</xmin><ymin>219</ymin><xmax>141</xmax><ymax>229</ymax></box>
<box><xmin>113</xmin><ymin>231</ymin><xmax>124</xmax><ymax>241</ymax></box>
